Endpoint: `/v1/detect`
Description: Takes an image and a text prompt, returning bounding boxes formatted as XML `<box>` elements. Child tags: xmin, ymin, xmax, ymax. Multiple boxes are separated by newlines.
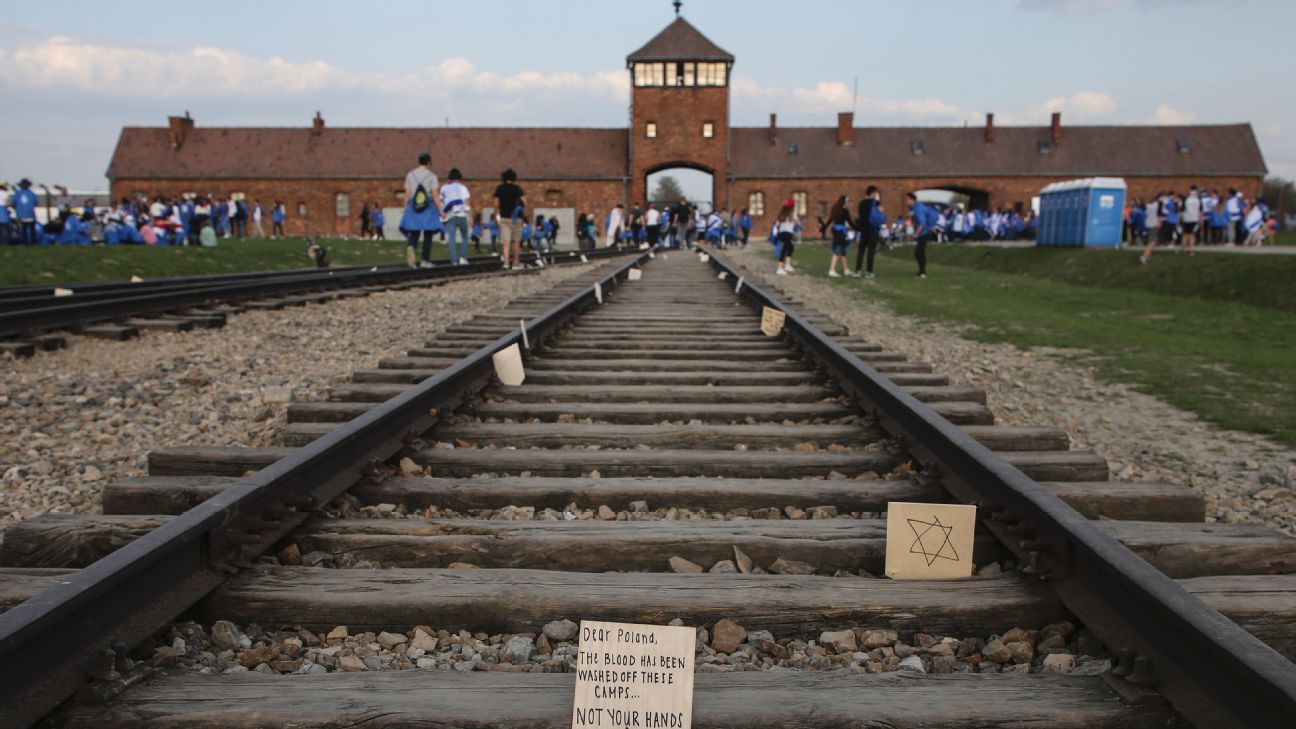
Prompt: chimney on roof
<box><xmin>769</xmin><ymin>113</ymin><xmax>778</xmax><ymax>146</ymax></box>
<box><xmin>312</xmin><ymin>111</ymin><xmax>325</xmax><ymax>135</ymax></box>
<box><xmin>985</xmin><ymin>113</ymin><xmax>995</xmax><ymax>143</ymax></box>
<box><xmin>167</xmin><ymin>111</ymin><xmax>194</xmax><ymax>150</ymax></box>
<box><xmin>837</xmin><ymin>112</ymin><xmax>854</xmax><ymax>146</ymax></box>
<box><xmin>1051</xmin><ymin>112</ymin><xmax>1062</xmax><ymax>145</ymax></box>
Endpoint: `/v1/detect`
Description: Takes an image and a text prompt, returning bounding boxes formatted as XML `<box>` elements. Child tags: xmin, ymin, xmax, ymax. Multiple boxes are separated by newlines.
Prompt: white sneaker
<box><xmin>776</xmin><ymin>268</ymin><xmax>788</xmax><ymax>276</ymax></box>
<box><xmin>844</xmin><ymin>270</ymin><xmax>859</xmax><ymax>278</ymax></box>
<box><xmin>418</xmin><ymin>260</ymin><xmax>432</xmax><ymax>268</ymax></box>
<box><xmin>828</xmin><ymin>270</ymin><xmax>841</xmax><ymax>278</ymax></box>
<box><xmin>785</xmin><ymin>264</ymin><xmax>796</xmax><ymax>273</ymax></box>
<box><xmin>459</xmin><ymin>257</ymin><xmax>469</xmax><ymax>265</ymax></box>
<box><xmin>865</xmin><ymin>272</ymin><xmax>876</xmax><ymax>280</ymax></box>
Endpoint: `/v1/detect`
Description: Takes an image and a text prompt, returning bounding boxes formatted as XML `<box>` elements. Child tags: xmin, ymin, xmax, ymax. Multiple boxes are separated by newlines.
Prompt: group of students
<box><xmin>768</xmin><ymin>187</ymin><xmax>940</xmax><ymax>279</ymax></box>
<box><xmin>0</xmin><ymin>179</ymin><xmax>289</xmax><ymax>246</ymax></box>
<box><xmin>1131</xmin><ymin>186</ymin><xmax>1273</xmax><ymax>263</ymax></box>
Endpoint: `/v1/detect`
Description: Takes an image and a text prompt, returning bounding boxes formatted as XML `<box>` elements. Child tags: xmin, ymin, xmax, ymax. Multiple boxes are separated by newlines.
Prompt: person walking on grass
<box><xmin>251</xmin><ymin>199</ymin><xmax>265</xmax><ymax>238</ymax></box>
<box><xmin>853</xmin><ymin>185</ymin><xmax>883</xmax><ymax>279</ymax></box>
<box><xmin>774</xmin><ymin>199</ymin><xmax>800</xmax><ymax>276</ymax></box>
<box><xmin>1182</xmin><ymin>185</ymin><xmax>1201</xmax><ymax>254</ymax></box>
<box><xmin>271</xmin><ymin>201</ymin><xmax>286</xmax><ymax>239</ymax></box>
<box><xmin>370</xmin><ymin>203</ymin><xmax>385</xmax><ymax>240</ymax></box>
<box><xmin>826</xmin><ymin>195</ymin><xmax>854</xmax><ymax>278</ymax></box>
<box><xmin>1142</xmin><ymin>191</ymin><xmax>1177</xmax><ymax>265</ymax></box>
<box><xmin>907</xmin><ymin>192</ymin><xmax>937</xmax><ymax>279</ymax></box>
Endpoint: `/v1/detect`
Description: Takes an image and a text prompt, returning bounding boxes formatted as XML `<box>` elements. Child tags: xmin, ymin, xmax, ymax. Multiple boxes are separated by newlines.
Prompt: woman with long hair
<box><xmin>774</xmin><ymin>199</ymin><xmax>800</xmax><ymax>275</ymax></box>
<box><xmin>826</xmin><ymin>195</ymin><xmax>853</xmax><ymax>277</ymax></box>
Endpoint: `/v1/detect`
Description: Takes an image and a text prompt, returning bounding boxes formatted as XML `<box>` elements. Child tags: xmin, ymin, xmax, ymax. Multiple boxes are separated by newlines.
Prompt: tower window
<box><xmin>702</xmin><ymin>122</ymin><xmax>714</xmax><ymax>139</ymax></box>
<box><xmin>748</xmin><ymin>191</ymin><xmax>765</xmax><ymax>216</ymax></box>
<box><xmin>633</xmin><ymin>62</ymin><xmax>667</xmax><ymax>87</ymax></box>
<box><xmin>696</xmin><ymin>62</ymin><xmax>727</xmax><ymax>86</ymax></box>
<box><xmin>646</xmin><ymin>122</ymin><xmax>658</xmax><ymax>139</ymax></box>
<box><xmin>792</xmin><ymin>192</ymin><xmax>807</xmax><ymax>217</ymax></box>
<box><xmin>334</xmin><ymin>192</ymin><xmax>349</xmax><ymax>218</ymax></box>
<box><xmin>682</xmin><ymin>62</ymin><xmax>695</xmax><ymax>86</ymax></box>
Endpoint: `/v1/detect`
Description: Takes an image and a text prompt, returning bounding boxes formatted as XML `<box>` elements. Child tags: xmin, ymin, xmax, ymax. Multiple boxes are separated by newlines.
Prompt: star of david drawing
<box><xmin>907</xmin><ymin>515</ymin><xmax>960</xmax><ymax>567</ymax></box>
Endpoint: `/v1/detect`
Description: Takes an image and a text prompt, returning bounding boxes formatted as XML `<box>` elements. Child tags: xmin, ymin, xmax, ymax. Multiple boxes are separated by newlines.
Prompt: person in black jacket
<box><xmin>853</xmin><ymin>185</ymin><xmax>883</xmax><ymax>279</ymax></box>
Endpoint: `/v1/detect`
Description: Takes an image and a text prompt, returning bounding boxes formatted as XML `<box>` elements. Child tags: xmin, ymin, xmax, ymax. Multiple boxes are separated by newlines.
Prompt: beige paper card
<box><xmin>130</xmin><ymin>275</ymin><xmax>143</xmax><ymax>283</ymax></box>
<box><xmin>698</xmin><ymin>254</ymin><xmax>710</xmax><ymax>263</ymax></box>
<box><xmin>594</xmin><ymin>282</ymin><xmax>603</xmax><ymax>304</ymax></box>
<box><xmin>628</xmin><ymin>268</ymin><xmax>643</xmax><ymax>281</ymax></box>
<box><xmin>649</xmin><ymin>251</ymin><xmax>656</xmax><ymax>258</ymax></box>
<box><xmin>760</xmin><ymin>306</ymin><xmax>785</xmax><ymax>337</ymax></box>
<box><xmin>885</xmin><ymin>502</ymin><xmax>977</xmax><ymax>580</ymax></box>
<box><xmin>581</xmin><ymin>254</ymin><xmax>589</xmax><ymax>263</ymax></box>
<box><xmin>572</xmin><ymin>621</ymin><xmax>695</xmax><ymax>729</ymax></box>
<box><xmin>639</xmin><ymin>242</ymin><xmax>650</xmax><ymax>250</ymax></box>
<box><xmin>491</xmin><ymin>343</ymin><xmax>525</xmax><ymax>386</ymax></box>
<box><xmin>53</xmin><ymin>287</ymin><xmax>74</xmax><ymax>297</ymax></box>
<box><xmin>717</xmin><ymin>271</ymin><xmax>727</xmax><ymax>280</ymax></box>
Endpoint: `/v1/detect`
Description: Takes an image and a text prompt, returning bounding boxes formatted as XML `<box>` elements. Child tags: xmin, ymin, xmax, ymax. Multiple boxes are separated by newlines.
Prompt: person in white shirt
<box><xmin>605</xmin><ymin>204</ymin><xmax>624</xmax><ymax>247</ymax></box>
<box><xmin>1224</xmin><ymin>189</ymin><xmax>1244</xmax><ymax>245</ymax></box>
<box><xmin>439</xmin><ymin>168</ymin><xmax>471</xmax><ymax>264</ymax></box>
<box><xmin>773</xmin><ymin>199</ymin><xmax>800</xmax><ymax>275</ymax></box>
<box><xmin>1182</xmin><ymin>185</ymin><xmax>1202</xmax><ymax>253</ymax></box>
<box><xmin>251</xmin><ymin>200</ymin><xmax>265</xmax><ymax>237</ymax></box>
<box><xmin>644</xmin><ymin>202</ymin><xmax>662</xmax><ymax>246</ymax></box>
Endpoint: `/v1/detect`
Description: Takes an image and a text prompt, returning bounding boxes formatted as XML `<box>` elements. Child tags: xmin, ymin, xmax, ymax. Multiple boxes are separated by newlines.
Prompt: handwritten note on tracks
<box><xmin>760</xmin><ymin>306</ymin><xmax>785</xmax><ymax>337</ymax></box>
<box><xmin>628</xmin><ymin>268</ymin><xmax>643</xmax><ymax>281</ymax></box>
<box><xmin>885</xmin><ymin>502</ymin><xmax>977</xmax><ymax>580</ymax></box>
<box><xmin>572</xmin><ymin>621</ymin><xmax>695</xmax><ymax>729</ymax></box>
<box><xmin>491</xmin><ymin>343</ymin><xmax>525</xmax><ymax>386</ymax></box>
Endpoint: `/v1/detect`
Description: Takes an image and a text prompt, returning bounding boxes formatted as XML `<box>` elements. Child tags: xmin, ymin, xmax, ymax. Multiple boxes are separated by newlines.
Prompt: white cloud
<box><xmin>732</xmin><ymin>76</ymin><xmax>971</xmax><ymax>122</ymax></box>
<box><xmin>0</xmin><ymin>35</ymin><xmax>628</xmax><ymax>104</ymax></box>
<box><xmin>1150</xmin><ymin>103</ymin><xmax>1197</xmax><ymax>124</ymax></box>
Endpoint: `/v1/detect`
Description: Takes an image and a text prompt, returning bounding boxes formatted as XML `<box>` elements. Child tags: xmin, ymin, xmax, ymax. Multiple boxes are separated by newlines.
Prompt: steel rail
<box><xmin>0</xmin><ymin>249</ymin><xmax>648</xmax><ymax>729</ymax></box>
<box><xmin>0</xmin><ymin>247</ymin><xmax>629</xmax><ymax>338</ymax></box>
<box><xmin>706</xmin><ymin>251</ymin><xmax>1296</xmax><ymax>729</ymax></box>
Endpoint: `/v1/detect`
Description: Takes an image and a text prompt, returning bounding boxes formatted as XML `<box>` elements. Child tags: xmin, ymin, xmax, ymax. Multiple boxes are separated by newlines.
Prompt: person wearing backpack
<box><xmin>852</xmin><ymin>186</ymin><xmax>884</xmax><ymax>278</ymax></box>
<box><xmin>401</xmin><ymin>153</ymin><xmax>445</xmax><ymax>267</ymax></box>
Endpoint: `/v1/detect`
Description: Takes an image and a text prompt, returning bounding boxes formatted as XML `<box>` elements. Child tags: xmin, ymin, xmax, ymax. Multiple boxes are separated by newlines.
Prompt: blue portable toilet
<box><xmin>1037</xmin><ymin>178</ymin><xmax>1126</xmax><ymax>247</ymax></box>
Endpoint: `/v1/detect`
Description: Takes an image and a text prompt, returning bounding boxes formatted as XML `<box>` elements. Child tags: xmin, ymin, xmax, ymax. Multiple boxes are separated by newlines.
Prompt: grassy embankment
<box><xmin>779</xmin><ymin>242</ymin><xmax>1296</xmax><ymax>448</ymax></box>
<box><xmin>0</xmin><ymin>238</ymin><xmax>472</xmax><ymax>286</ymax></box>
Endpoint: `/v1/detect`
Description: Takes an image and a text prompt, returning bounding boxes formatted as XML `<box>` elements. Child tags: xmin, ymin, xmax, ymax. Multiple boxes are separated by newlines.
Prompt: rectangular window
<box><xmin>297</xmin><ymin>202</ymin><xmax>307</xmax><ymax>217</ymax></box>
<box><xmin>816</xmin><ymin>201</ymin><xmax>829</xmax><ymax>219</ymax></box>
<box><xmin>682</xmin><ymin>62</ymin><xmax>695</xmax><ymax>86</ymax></box>
<box><xmin>335</xmin><ymin>192</ymin><xmax>350</xmax><ymax>218</ymax></box>
<box><xmin>793</xmin><ymin>192</ymin><xmax>807</xmax><ymax>217</ymax></box>
<box><xmin>748</xmin><ymin>192</ymin><xmax>765</xmax><ymax>216</ymax></box>
<box><xmin>702</xmin><ymin>122</ymin><xmax>714</xmax><ymax>139</ymax></box>
<box><xmin>634</xmin><ymin>63</ymin><xmax>667</xmax><ymax>87</ymax></box>
<box><xmin>646</xmin><ymin>122</ymin><xmax>657</xmax><ymax>139</ymax></box>
<box><xmin>695</xmin><ymin>62</ymin><xmax>727</xmax><ymax>87</ymax></box>
<box><xmin>394</xmin><ymin>190</ymin><xmax>405</xmax><ymax>202</ymax></box>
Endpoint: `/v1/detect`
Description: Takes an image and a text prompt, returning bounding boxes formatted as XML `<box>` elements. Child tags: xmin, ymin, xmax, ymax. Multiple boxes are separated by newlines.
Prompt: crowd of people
<box><xmin>0</xmin><ymin>179</ymin><xmax>287</xmax><ymax>246</ymax></box>
<box><xmin>1130</xmin><ymin>186</ymin><xmax>1274</xmax><ymax>264</ymax></box>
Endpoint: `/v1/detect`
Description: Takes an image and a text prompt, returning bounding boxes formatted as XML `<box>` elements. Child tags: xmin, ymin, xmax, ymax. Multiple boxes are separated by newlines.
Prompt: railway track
<box><xmin>0</xmin><ymin>247</ymin><xmax>627</xmax><ymax>354</ymax></box>
<box><xmin>1</xmin><ymin>248</ymin><xmax>1294</xmax><ymax>727</ymax></box>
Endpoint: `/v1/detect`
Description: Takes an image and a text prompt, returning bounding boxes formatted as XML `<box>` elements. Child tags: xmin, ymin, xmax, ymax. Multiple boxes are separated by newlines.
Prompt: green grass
<box><xmin>892</xmin><ymin>244</ymin><xmax>1296</xmax><ymax>312</ymax></box>
<box><xmin>785</xmin><ymin>243</ymin><xmax>1296</xmax><ymax>448</ymax></box>
<box><xmin>0</xmin><ymin>238</ymin><xmax>469</xmax><ymax>286</ymax></box>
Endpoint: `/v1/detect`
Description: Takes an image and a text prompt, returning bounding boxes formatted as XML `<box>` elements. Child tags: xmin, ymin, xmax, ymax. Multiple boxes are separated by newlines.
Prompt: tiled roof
<box><xmin>626</xmin><ymin>17</ymin><xmax>733</xmax><ymax>63</ymax></box>
<box><xmin>731</xmin><ymin>123</ymin><xmax>1267</xmax><ymax>178</ymax></box>
<box><xmin>107</xmin><ymin>127</ymin><xmax>628</xmax><ymax>180</ymax></box>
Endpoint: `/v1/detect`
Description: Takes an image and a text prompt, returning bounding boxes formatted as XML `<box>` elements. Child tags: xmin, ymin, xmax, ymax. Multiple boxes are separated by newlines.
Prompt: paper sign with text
<box><xmin>628</xmin><ymin>268</ymin><xmax>643</xmax><ymax>281</ymax></box>
<box><xmin>698</xmin><ymin>254</ymin><xmax>710</xmax><ymax>263</ymax></box>
<box><xmin>572</xmin><ymin>621</ymin><xmax>695</xmax><ymax>729</ymax></box>
<box><xmin>760</xmin><ymin>306</ymin><xmax>785</xmax><ymax>337</ymax></box>
<box><xmin>581</xmin><ymin>254</ymin><xmax>589</xmax><ymax>263</ymax></box>
<box><xmin>885</xmin><ymin>501</ymin><xmax>977</xmax><ymax>580</ymax></box>
<box><xmin>491</xmin><ymin>343</ymin><xmax>525</xmax><ymax>386</ymax></box>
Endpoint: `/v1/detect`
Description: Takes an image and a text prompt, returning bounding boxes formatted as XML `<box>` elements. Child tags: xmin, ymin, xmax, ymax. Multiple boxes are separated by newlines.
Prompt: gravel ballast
<box><xmin>0</xmin><ymin>266</ymin><xmax>594</xmax><ymax>523</ymax></box>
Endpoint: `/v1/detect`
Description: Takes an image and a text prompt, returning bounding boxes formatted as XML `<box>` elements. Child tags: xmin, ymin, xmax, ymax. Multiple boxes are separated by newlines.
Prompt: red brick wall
<box><xmin>110</xmin><ymin>177</ymin><xmax>627</xmax><ymax>237</ymax></box>
<box><xmin>630</xmin><ymin>83</ymin><xmax>729</xmax><ymax>205</ymax></box>
<box><xmin>729</xmin><ymin>175</ymin><xmax>1265</xmax><ymax>232</ymax></box>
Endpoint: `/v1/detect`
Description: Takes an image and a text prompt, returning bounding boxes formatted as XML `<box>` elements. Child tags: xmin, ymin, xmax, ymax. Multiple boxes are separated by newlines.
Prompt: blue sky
<box><xmin>0</xmin><ymin>0</ymin><xmax>1291</xmax><ymax>189</ymax></box>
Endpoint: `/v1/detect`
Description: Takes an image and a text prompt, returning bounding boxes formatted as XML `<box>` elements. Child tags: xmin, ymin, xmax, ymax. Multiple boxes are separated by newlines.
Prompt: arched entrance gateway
<box><xmin>646</xmin><ymin>163</ymin><xmax>715</xmax><ymax>213</ymax></box>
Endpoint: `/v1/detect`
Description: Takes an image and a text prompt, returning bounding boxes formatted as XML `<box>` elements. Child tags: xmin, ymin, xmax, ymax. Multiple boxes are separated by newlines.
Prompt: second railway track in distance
<box><xmin>1</xmin><ymin>248</ymin><xmax>1294</xmax><ymax>728</ymax></box>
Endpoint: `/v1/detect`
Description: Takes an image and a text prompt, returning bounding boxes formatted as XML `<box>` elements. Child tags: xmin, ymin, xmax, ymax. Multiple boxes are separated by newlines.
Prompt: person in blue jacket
<box><xmin>370</xmin><ymin>203</ymin><xmax>385</xmax><ymax>239</ymax></box>
<box><xmin>271</xmin><ymin>201</ymin><xmax>286</xmax><ymax>238</ymax></box>
<box><xmin>13</xmin><ymin>179</ymin><xmax>39</xmax><ymax>244</ymax></box>
<box><xmin>487</xmin><ymin>218</ymin><xmax>500</xmax><ymax>253</ymax></box>
<box><xmin>739</xmin><ymin>208</ymin><xmax>752</xmax><ymax>247</ymax></box>
<box><xmin>907</xmin><ymin>192</ymin><xmax>938</xmax><ymax>279</ymax></box>
<box><xmin>470</xmin><ymin>213</ymin><xmax>483</xmax><ymax>253</ymax></box>
<box><xmin>0</xmin><ymin>183</ymin><xmax>11</xmax><ymax>244</ymax></box>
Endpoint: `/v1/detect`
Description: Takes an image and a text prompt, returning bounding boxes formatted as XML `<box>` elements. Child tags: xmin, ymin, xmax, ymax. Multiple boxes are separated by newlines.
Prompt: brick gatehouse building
<box><xmin>107</xmin><ymin>14</ymin><xmax>1268</xmax><ymax>240</ymax></box>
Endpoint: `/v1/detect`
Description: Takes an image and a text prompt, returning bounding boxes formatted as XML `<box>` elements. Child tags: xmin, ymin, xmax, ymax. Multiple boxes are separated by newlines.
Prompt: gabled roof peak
<box><xmin>627</xmin><ymin>17</ymin><xmax>733</xmax><ymax>64</ymax></box>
